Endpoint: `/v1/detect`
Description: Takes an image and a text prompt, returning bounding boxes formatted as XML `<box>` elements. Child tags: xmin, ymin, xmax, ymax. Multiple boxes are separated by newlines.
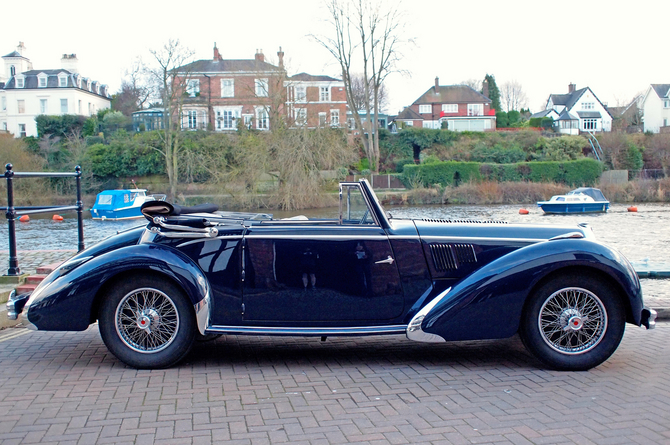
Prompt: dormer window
<box><xmin>10</xmin><ymin>66</ymin><xmax>16</xmax><ymax>76</ymax></box>
<box><xmin>38</xmin><ymin>74</ymin><xmax>48</xmax><ymax>88</ymax></box>
<box><xmin>16</xmin><ymin>76</ymin><xmax>25</xmax><ymax>88</ymax></box>
<box><xmin>58</xmin><ymin>74</ymin><xmax>68</xmax><ymax>87</ymax></box>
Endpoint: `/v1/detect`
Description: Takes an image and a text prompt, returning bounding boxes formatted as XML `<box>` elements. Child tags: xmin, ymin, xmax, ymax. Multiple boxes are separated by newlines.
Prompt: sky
<box><xmin>2</xmin><ymin>0</ymin><xmax>668</xmax><ymax>114</ymax></box>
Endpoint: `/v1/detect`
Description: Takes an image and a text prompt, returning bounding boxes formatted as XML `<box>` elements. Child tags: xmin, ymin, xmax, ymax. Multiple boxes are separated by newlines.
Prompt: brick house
<box><xmin>175</xmin><ymin>45</ymin><xmax>286</xmax><ymax>131</ymax></box>
<box><xmin>285</xmin><ymin>73</ymin><xmax>347</xmax><ymax>128</ymax></box>
<box><xmin>395</xmin><ymin>77</ymin><xmax>496</xmax><ymax>131</ymax></box>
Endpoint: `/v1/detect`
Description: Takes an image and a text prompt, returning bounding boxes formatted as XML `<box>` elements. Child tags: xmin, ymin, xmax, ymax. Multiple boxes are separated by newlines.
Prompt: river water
<box><xmin>1</xmin><ymin>202</ymin><xmax>668</xmax><ymax>298</ymax></box>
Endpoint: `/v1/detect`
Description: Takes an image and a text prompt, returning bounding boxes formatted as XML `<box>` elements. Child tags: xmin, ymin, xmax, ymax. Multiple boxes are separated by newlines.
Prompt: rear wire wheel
<box><xmin>520</xmin><ymin>274</ymin><xmax>626</xmax><ymax>371</ymax></box>
<box><xmin>99</xmin><ymin>276</ymin><xmax>195</xmax><ymax>369</ymax></box>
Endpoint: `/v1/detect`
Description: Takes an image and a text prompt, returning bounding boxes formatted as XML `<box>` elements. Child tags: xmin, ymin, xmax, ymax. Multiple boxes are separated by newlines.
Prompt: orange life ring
<box><xmin>519</xmin><ymin>208</ymin><xmax>529</xmax><ymax>215</ymax></box>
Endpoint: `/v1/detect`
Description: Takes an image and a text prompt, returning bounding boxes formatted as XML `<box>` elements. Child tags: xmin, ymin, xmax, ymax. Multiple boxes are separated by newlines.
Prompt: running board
<box><xmin>205</xmin><ymin>324</ymin><xmax>407</xmax><ymax>336</ymax></box>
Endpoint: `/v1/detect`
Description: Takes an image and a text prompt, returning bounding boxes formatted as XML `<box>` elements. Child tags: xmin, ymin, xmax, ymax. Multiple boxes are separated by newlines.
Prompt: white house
<box><xmin>641</xmin><ymin>84</ymin><xmax>670</xmax><ymax>133</ymax></box>
<box><xmin>0</xmin><ymin>42</ymin><xmax>111</xmax><ymax>138</ymax></box>
<box><xmin>539</xmin><ymin>84</ymin><xmax>612</xmax><ymax>135</ymax></box>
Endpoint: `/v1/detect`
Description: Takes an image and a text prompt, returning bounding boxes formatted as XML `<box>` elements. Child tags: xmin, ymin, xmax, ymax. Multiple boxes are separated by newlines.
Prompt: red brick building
<box><xmin>285</xmin><ymin>73</ymin><xmax>347</xmax><ymax>128</ymax></box>
<box><xmin>396</xmin><ymin>77</ymin><xmax>496</xmax><ymax>131</ymax></box>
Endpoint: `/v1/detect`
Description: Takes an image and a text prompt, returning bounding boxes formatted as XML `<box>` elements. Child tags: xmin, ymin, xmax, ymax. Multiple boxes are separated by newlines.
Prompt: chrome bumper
<box><xmin>6</xmin><ymin>290</ymin><xmax>31</xmax><ymax>321</ymax></box>
<box><xmin>641</xmin><ymin>307</ymin><xmax>657</xmax><ymax>330</ymax></box>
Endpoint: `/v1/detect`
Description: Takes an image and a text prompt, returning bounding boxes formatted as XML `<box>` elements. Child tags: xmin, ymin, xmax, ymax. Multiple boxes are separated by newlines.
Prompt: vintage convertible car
<box><xmin>7</xmin><ymin>180</ymin><xmax>656</xmax><ymax>370</ymax></box>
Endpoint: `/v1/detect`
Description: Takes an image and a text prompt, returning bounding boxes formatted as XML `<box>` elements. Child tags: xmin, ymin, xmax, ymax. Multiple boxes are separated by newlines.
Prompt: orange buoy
<box><xmin>627</xmin><ymin>206</ymin><xmax>638</xmax><ymax>212</ymax></box>
<box><xmin>19</xmin><ymin>215</ymin><xmax>30</xmax><ymax>222</ymax></box>
<box><xmin>519</xmin><ymin>208</ymin><xmax>529</xmax><ymax>215</ymax></box>
<box><xmin>53</xmin><ymin>214</ymin><xmax>64</xmax><ymax>221</ymax></box>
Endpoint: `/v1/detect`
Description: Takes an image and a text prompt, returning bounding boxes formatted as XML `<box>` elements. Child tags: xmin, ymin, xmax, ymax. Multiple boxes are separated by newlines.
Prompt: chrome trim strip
<box><xmin>406</xmin><ymin>287</ymin><xmax>451</xmax><ymax>343</ymax></box>
<box><xmin>176</xmin><ymin>235</ymin><xmax>244</xmax><ymax>248</ymax></box>
<box><xmin>243</xmin><ymin>234</ymin><xmax>389</xmax><ymax>240</ymax></box>
<box><xmin>419</xmin><ymin>236</ymin><xmax>543</xmax><ymax>244</ymax></box>
<box><xmin>206</xmin><ymin>324</ymin><xmax>407</xmax><ymax>336</ymax></box>
<box><xmin>549</xmin><ymin>232</ymin><xmax>585</xmax><ymax>241</ymax></box>
<box><xmin>194</xmin><ymin>278</ymin><xmax>212</xmax><ymax>335</ymax></box>
<box><xmin>375</xmin><ymin>256</ymin><xmax>395</xmax><ymax>265</ymax></box>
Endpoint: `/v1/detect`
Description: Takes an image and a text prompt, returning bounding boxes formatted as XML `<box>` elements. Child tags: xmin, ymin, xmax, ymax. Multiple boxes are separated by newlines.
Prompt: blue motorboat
<box><xmin>537</xmin><ymin>187</ymin><xmax>609</xmax><ymax>214</ymax></box>
<box><xmin>91</xmin><ymin>189</ymin><xmax>166</xmax><ymax>220</ymax></box>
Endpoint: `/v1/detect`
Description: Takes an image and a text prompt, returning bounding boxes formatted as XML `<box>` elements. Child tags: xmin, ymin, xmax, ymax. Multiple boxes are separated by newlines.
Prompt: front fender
<box><xmin>24</xmin><ymin>244</ymin><xmax>210</xmax><ymax>333</ymax></box>
<box><xmin>418</xmin><ymin>239</ymin><xmax>642</xmax><ymax>342</ymax></box>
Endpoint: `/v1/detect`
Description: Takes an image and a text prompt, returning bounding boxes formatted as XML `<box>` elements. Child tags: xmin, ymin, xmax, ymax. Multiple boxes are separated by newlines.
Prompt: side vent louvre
<box><xmin>430</xmin><ymin>243</ymin><xmax>477</xmax><ymax>271</ymax></box>
<box><xmin>422</xmin><ymin>218</ymin><xmax>508</xmax><ymax>224</ymax></box>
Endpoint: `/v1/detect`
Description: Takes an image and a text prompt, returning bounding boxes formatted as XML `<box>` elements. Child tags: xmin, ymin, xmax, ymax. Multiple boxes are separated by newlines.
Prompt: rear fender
<box><xmin>416</xmin><ymin>239</ymin><xmax>642</xmax><ymax>342</ymax></box>
<box><xmin>25</xmin><ymin>244</ymin><xmax>210</xmax><ymax>334</ymax></box>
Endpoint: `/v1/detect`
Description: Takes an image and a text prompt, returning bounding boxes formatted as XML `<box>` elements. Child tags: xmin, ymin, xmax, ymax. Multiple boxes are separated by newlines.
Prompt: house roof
<box><xmin>289</xmin><ymin>72</ymin><xmax>340</xmax><ymax>82</ymax></box>
<box><xmin>3</xmin><ymin>70</ymin><xmax>110</xmax><ymax>97</ymax></box>
<box><xmin>548</xmin><ymin>87</ymin><xmax>588</xmax><ymax>110</ymax></box>
<box><xmin>650</xmin><ymin>84</ymin><xmax>670</xmax><ymax>99</ymax></box>
<box><xmin>179</xmin><ymin>58</ymin><xmax>281</xmax><ymax>74</ymax></box>
<box><xmin>413</xmin><ymin>85</ymin><xmax>491</xmax><ymax>105</ymax></box>
<box><xmin>2</xmin><ymin>51</ymin><xmax>25</xmax><ymax>58</ymax></box>
<box><xmin>557</xmin><ymin>109</ymin><xmax>579</xmax><ymax>121</ymax></box>
<box><xmin>577</xmin><ymin>111</ymin><xmax>602</xmax><ymax>119</ymax></box>
<box><xmin>396</xmin><ymin>107</ymin><xmax>422</xmax><ymax>120</ymax></box>
<box><xmin>530</xmin><ymin>109</ymin><xmax>555</xmax><ymax>119</ymax></box>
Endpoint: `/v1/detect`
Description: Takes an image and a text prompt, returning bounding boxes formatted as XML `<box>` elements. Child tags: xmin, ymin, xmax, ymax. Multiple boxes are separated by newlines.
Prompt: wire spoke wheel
<box><xmin>538</xmin><ymin>287</ymin><xmax>607</xmax><ymax>355</ymax></box>
<box><xmin>115</xmin><ymin>287</ymin><xmax>180</xmax><ymax>353</ymax></box>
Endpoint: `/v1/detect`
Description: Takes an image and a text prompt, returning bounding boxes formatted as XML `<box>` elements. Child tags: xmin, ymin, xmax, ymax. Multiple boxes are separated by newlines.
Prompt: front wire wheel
<box><xmin>539</xmin><ymin>287</ymin><xmax>607</xmax><ymax>355</ymax></box>
<box><xmin>99</xmin><ymin>276</ymin><xmax>196</xmax><ymax>369</ymax></box>
<box><xmin>520</xmin><ymin>275</ymin><xmax>625</xmax><ymax>371</ymax></box>
<box><xmin>115</xmin><ymin>287</ymin><xmax>180</xmax><ymax>353</ymax></box>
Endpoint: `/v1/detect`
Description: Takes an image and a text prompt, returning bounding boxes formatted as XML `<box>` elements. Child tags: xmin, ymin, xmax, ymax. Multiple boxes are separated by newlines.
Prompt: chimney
<box><xmin>434</xmin><ymin>76</ymin><xmax>439</xmax><ymax>93</ymax></box>
<box><xmin>568</xmin><ymin>83</ymin><xmax>576</xmax><ymax>93</ymax></box>
<box><xmin>482</xmin><ymin>80</ymin><xmax>489</xmax><ymax>98</ymax></box>
<box><xmin>213</xmin><ymin>43</ymin><xmax>221</xmax><ymax>61</ymax></box>
<box><xmin>16</xmin><ymin>42</ymin><xmax>26</xmax><ymax>56</ymax></box>
<box><xmin>61</xmin><ymin>54</ymin><xmax>78</xmax><ymax>73</ymax></box>
<box><xmin>277</xmin><ymin>47</ymin><xmax>284</xmax><ymax>69</ymax></box>
<box><xmin>255</xmin><ymin>49</ymin><xmax>264</xmax><ymax>63</ymax></box>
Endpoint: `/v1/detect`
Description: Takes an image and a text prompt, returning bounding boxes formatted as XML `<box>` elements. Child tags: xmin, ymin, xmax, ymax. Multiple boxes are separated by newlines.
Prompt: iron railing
<box><xmin>2</xmin><ymin>164</ymin><xmax>84</xmax><ymax>276</ymax></box>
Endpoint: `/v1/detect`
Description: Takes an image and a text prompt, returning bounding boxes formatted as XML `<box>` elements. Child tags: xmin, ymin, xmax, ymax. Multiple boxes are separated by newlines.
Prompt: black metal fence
<box><xmin>2</xmin><ymin>164</ymin><xmax>84</xmax><ymax>276</ymax></box>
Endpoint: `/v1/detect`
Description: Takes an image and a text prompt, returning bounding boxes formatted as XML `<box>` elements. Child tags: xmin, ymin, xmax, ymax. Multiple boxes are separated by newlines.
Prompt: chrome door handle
<box><xmin>375</xmin><ymin>256</ymin><xmax>395</xmax><ymax>265</ymax></box>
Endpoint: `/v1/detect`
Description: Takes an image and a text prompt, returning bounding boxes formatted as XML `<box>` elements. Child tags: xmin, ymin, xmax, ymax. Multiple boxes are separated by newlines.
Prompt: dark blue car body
<box><xmin>10</xmin><ymin>180</ymin><xmax>655</xmax><ymax>369</ymax></box>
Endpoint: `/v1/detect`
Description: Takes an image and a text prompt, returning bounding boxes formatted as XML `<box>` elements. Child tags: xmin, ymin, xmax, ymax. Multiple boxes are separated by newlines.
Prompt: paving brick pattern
<box><xmin>0</xmin><ymin>323</ymin><xmax>669</xmax><ymax>445</ymax></box>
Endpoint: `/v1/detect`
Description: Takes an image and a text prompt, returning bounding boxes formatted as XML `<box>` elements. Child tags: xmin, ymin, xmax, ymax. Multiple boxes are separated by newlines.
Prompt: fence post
<box><xmin>4</xmin><ymin>163</ymin><xmax>21</xmax><ymax>276</ymax></box>
<box><xmin>75</xmin><ymin>165</ymin><xmax>85</xmax><ymax>252</ymax></box>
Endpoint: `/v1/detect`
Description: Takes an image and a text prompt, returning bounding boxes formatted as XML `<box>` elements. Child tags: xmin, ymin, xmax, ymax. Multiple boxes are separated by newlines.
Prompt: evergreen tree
<box><xmin>483</xmin><ymin>74</ymin><xmax>501</xmax><ymax>112</ymax></box>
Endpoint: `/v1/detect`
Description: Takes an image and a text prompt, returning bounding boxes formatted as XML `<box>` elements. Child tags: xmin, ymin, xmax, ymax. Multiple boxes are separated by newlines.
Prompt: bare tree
<box><xmin>314</xmin><ymin>0</ymin><xmax>407</xmax><ymax>173</ymax></box>
<box><xmin>461</xmin><ymin>78</ymin><xmax>481</xmax><ymax>91</ymax></box>
<box><xmin>501</xmin><ymin>80</ymin><xmax>528</xmax><ymax>112</ymax></box>
<box><xmin>146</xmin><ymin>39</ymin><xmax>195</xmax><ymax>201</ymax></box>
<box><xmin>112</xmin><ymin>60</ymin><xmax>152</xmax><ymax>116</ymax></box>
<box><xmin>350</xmin><ymin>73</ymin><xmax>388</xmax><ymax>114</ymax></box>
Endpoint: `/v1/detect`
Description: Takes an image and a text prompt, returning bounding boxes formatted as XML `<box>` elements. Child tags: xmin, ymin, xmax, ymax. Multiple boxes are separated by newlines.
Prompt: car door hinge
<box><xmin>241</xmin><ymin>303</ymin><xmax>245</xmax><ymax>315</ymax></box>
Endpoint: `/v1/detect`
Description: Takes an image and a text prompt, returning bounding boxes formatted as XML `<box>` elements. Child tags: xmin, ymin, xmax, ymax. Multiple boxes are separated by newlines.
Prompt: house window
<box><xmin>583</xmin><ymin>118</ymin><xmax>597</xmax><ymax>130</ymax></box>
<box><xmin>419</xmin><ymin>104</ymin><xmax>431</xmax><ymax>114</ymax></box>
<box><xmin>88</xmin><ymin>103</ymin><xmax>93</xmax><ymax>115</ymax></box>
<box><xmin>187</xmin><ymin>79</ymin><xmax>200</xmax><ymax>97</ymax></box>
<box><xmin>295</xmin><ymin>108</ymin><xmax>307</xmax><ymax>126</ymax></box>
<box><xmin>220</xmin><ymin>79</ymin><xmax>234</xmax><ymax>98</ymax></box>
<box><xmin>186</xmin><ymin>110</ymin><xmax>198</xmax><ymax>129</ymax></box>
<box><xmin>78</xmin><ymin>100</ymin><xmax>82</xmax><ymax>114</ymax></box>
<box><xmin>467</xmin><ymin>104</ymin><xmax>483</xmax><ymax>116</ymax></box>
<box><xmin>319</xmin><ymin>87</ymin><xmax>330</xmax><ymax>102</ymax></box>
<box><xmin>10</xmin><ymin>66</ymin><xmax>15</xmax><ymax>76</ymax></box>
<box><xmin>348</xmin><ymin>118</ymin><xmax>356</xmax><ymax>130</ymax></box>
<box><xmin>295</xmin><ymin>86</ymin><xmax>306</xmax><ymax>102</ymax></box>
<box><xmin>60</xmin><ymin>99</ymin><xmax>68</xmax><ymax>113</ymax></box>
<box><xmin>663</xmin><ymin>118</ymin><xmax>668</xmax><ymax>127</ymax></box>
<box><xmin>243</xmin><ymin>114</ymin><xmax>253</xmax><ymax>129</ymax></box>
<box><xmin>17</xmin><ymin>100</ymin><xmax>26</xmax><ymax>114</ymax></box>
<box><xmin>330</xmin><ymin>109</ymin><xmax>340</xmax><ymax>126</ymax></box>
<box><xmin>442</xmin><ymin>104</ymin><xmax>458</xmax><ymax>113</ymax></box>
<box><xmin>18</xmin><ymin>124</ymin><xmax>26</xmax><ymax>137</ymax></box>
<box><xmin>582</xmin><ymin>102</ymin><xmax>595</xmax><ymax>110</ymax></box>
<box><xmin>255</xmin><ymin>79</ymin><xmax>268</xmax><ymax>97</ymax></box>
<box><xmin>1</xmin><ymin>97</ymin><xmax>6</xmax><ymax>111</ymax></box>
<box><xmin>216</xmin><ymin>108</ymin><xmax>240</xmax><ymax>130</ymax></box>
<box><xmin>59</xmin><ymin>75</ymin><xmax>68</xmax><ymax>87</ymax></box>
<box><xmin>38</xmin><ymin>76</ymin><xmax>47</xmax><ymax>88</ymax></box>
<box><xmin>2</xmin><ymin>122</ymin><xmax>6</xmax><ymax>131</ymax></box>
<box><xmin>319</xmin><ymin>112</ymin><xmax>327</xmax><ymax>126</ymax></box>
<box><xmin>256</xmin><ymin>107</ymin><xmax>269</xmax><ymax>129</ymax></box>
<box><xmin>405</xmin><ymin>121</ymin><xmax>414</xmax><ymax>127</ymax></box>
<box><xmin>16</xmin><ymin>78</ymin><xmax>24</xmax><ymax>88</ymax></box>
<box><xmin>40</xmin><ymin>99</ymin><xmax>47</xmax><ymax>113</ymax></box>
<box><xmin>664</xmin><ymin>100</ymin><xmax>670</xmax><ymax>108</ymax></box>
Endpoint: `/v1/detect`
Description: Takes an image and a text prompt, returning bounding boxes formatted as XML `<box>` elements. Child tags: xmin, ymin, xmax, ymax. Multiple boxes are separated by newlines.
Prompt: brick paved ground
<box><xmin>0</xmin><ymin>323</ymin><xmax>668</xmax><ymax>445</ymax></box>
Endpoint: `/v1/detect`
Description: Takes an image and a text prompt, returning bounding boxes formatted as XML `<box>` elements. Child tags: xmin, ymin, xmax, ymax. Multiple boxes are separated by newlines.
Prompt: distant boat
<box><xmin>537</xmin><ymin>187</ymin><xmax>610</xmax><ymax>214</ymax></box>
<box><xmin>91</xmin><ymin>189</ymin><xmax>166</xmax><ymax>221</ymax></box>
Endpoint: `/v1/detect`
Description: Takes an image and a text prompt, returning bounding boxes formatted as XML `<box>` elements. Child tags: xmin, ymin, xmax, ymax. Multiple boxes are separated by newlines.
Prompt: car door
<box><xmin>242</xmin><ymin>185</ymin><xmax>404</xmax><ymax>323</ymax></box>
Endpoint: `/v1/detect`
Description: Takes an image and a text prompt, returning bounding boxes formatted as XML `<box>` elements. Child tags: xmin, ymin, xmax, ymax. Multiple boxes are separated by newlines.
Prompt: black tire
<box><xmin>519</xmin><ymin>274</ymin><xmax>625</xmax><ymax>371</ymax></box>
<box><xmin>98</xmin><ymin>275</ymin><xmax>196</xmax><ymax>369</ymax></box>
